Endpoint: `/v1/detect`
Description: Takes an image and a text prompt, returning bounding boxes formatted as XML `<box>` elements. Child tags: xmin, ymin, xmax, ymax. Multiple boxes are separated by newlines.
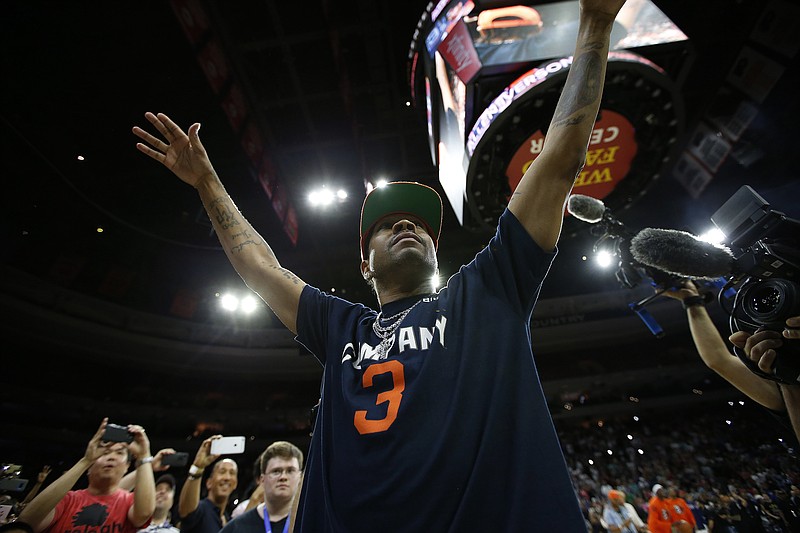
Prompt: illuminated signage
<box><xmin>467</xmin><ymin>51</ymin><xmax>664</xmax><ymax>156</ymax></box>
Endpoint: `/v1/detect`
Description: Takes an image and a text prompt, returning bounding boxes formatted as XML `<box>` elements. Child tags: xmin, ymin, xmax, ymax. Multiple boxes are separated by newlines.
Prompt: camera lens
<box><xmin>741</xmin><ymin>279</ymin><xmax>799</xmax><ymax>327</ymax></box>
<box><xmin>750</xmin><ymin>285</ymin><xmax>781</xmax><ymax>314</ymax></box>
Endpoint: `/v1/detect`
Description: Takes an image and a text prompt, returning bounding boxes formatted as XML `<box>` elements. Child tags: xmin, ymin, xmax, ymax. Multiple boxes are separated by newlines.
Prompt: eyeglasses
<box><xmin>266</xmin><ymin>467</ymin><xmax>300</xmax><ymax>479</ymax></box>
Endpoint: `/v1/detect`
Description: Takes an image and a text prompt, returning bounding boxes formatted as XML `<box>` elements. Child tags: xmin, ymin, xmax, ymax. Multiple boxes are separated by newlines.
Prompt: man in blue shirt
<box><xmin>134</xmin><ymin>0</ymin><xmax>628</xmax><ymax>529</ymax></box>
<box><xmin>178</xmin><ymin>437</ymin><xmax>238</xmax><ymax>533</ymax></box>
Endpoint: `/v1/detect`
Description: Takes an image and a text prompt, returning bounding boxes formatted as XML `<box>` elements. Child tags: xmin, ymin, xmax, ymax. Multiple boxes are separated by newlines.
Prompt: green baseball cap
<box><xmin>360</xmin><ymin>182</ymin><xmax>443</xmax><ymax>259</ymax></box>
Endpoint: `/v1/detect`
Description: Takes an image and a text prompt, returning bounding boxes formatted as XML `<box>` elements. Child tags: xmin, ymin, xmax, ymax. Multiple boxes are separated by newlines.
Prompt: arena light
<box><xmin>240</xmin><ymin>295</ymin><xmax>259</xmax><ymax>314</ymax></box>
<box><xmin>220</xmin><ymin>293</ymin><xmax>239</xmax><ymax>311</ymax></box>
<box><xmin>308</xmin><ymin>187</ymin><xmax>335</xmax><ymax>207</ymax></box>
<box><xmin>309</xmin><ymin>185</ymin><xmax>349</xmax><ymax>207</ymax></box>
<box><xmin>595</xmin><ymin>250</ymin><xmax>614</xmax><ymax>268</ymax></box>
<box><xmin>699</xmin><ymin>227</ymin><xmax>726</xmax><ymax>245</ymax></box>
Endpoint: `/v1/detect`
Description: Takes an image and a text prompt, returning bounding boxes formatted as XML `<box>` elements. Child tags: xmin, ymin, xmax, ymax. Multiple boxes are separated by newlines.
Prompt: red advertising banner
<box><xmin>257</xmin><ymin>156</ymin><xmax>277</xmax><ymax>200</ymax></box>
<box><xmin>506</xmin><ymin>109</ymin><xmax>638</xmax><ymax>200</ymax></box>
<box><xmin>197</xmin><ymin>39</ymin><xmax>231</xmax><ymax>94</ymax></box>
<box><xmin>221</xmin><ymin>82</ymin><xmax>248</xmax><ymax>132</ymax></box>
<box><xmin>240</xmin><ymin>122</ymin><xmax>264</xmax><ymax>164</ymax></box>
<box><xmin>169</xmin><ymin>0</ymin><xmax>210</xmax><ymax>45</ymax></box>
<box><xmin>283</xmin><ymin>205</ymin><xmax>299</xmax><ymax>246</ymax></box>
<box><xmin>272</xmin><ymin>185</ymin><xmax>288</xmax><ymax>223</ymax></box>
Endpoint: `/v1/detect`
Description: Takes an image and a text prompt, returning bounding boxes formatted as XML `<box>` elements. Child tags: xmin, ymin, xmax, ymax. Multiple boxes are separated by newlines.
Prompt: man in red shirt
<box><xmin>20</xmin><ymin>419</ymin><xmax>155</xmax><ymax>533</ymax></box>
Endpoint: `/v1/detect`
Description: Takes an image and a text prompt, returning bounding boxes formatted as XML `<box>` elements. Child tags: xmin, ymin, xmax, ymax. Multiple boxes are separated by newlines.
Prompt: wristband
<box><xmin>188</xmin><ymin>464</ymin><xmax>205</xmax><ymax>478</ymax></box>
<box><xmin>136</xmin><ymin>456</ymin><xmax>154</xmax><ymax>468</ymax></box>
<box><xmin>682</xmin><ymin>295</ymin><xmax>706</xmax><ymax>309</ymax></box>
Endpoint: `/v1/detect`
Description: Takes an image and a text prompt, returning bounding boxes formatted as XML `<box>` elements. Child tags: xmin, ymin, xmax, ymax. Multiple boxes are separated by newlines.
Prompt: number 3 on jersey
<box><xmin>354</xmin><ymin>360</ymin><xmax>405</xmax><ymax>435</ymax></box>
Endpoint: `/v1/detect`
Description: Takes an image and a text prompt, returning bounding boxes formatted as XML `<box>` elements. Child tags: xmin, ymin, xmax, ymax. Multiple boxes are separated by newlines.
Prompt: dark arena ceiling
<box><xmin>1</xmin><ymin>0</ymin><xmax>798</xmax><ymax>467</ymax></box>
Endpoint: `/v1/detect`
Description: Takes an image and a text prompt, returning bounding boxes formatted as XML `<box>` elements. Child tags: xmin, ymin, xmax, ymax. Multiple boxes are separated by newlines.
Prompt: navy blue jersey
<box><xmin>294</xmin><ymin>210</ymin><xmax>585</xmax><ymax>532</ymax></box>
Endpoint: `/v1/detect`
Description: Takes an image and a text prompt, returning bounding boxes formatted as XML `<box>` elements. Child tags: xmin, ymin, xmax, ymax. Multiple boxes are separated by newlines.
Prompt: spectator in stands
<box><xmin>218</xmin><ymin>442</ymin><xmax>303</xmax><ymax>533</ymax></box>
<box><xmin>18</xmin><ymin>419</ymin><xmax>155</xmax><ymax>533</ymax></box>
<box><xmin>666</xmin><ymin>486</ymin><xmax>696</xmax><ymax>532</ymax></box>
<box><xmin>602</xmin><ymin>489</ymin><xmax>647</xmax><ymax>532</ymax></box>
<box><xmin>138</xmin><ymin>475</ymin><xmax>178</xmax><ymax>533</ymax></box>
<box><xmin>179</xmin><ymin>437</ymin><xmax>238</xmax><ymax>533</ymax></box>
<box><xmin>648</xmin><ymin>484</ymin><xmax>672</xmax><ymax>533</ymax></box>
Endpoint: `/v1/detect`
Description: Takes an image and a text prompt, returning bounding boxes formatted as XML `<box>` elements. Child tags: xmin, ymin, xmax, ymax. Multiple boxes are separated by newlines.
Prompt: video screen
<box><xmin>435</xmin><ymin>51</ymin><xmax>469</xmax><ymax>224</ymax></box>
<box><xmin>465</xmin><ymin>0</ymin><xmax>687</xmax><ymax>67</ymax></box>
<box><xmin>425</xmin><ymin>1</ymin><xmax>476</xmax><ymax>57</ymax></box>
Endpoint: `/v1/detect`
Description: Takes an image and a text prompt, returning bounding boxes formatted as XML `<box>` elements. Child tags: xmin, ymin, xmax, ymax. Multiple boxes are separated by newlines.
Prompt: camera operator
<box><xmin>663</xmin><ymin>281</ymin><xmax>800</xmax><ymax>443</ymax></box>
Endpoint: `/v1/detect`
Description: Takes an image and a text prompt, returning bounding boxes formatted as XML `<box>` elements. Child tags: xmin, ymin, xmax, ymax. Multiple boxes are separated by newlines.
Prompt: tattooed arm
<box><xmin>133</xmin><ymin>113</ymin><xmax>306</xmax><ymax>334</ymax></box>
<box><xmin>507</xmin><ymin>0</ymin><xmax>626</xmax><ymax>251</ymax></box>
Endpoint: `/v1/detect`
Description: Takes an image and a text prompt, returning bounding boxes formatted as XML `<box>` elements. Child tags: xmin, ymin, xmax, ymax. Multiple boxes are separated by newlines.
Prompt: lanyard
<box><xmin>262</xmin><ymin>504</ymin><xmax>290</xmax><ymax>533</ymax></box>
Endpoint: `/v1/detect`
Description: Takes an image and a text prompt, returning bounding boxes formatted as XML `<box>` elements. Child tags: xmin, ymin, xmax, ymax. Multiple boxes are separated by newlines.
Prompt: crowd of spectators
<box><xmin>2</xmin><ymin>403</ymin><xmax>798</xmax><ymax>532</ymax></box>
<box><xmin>560</xmin><ymin>405</ymin><xmax>799</xmax><ymax>531</ymax></box>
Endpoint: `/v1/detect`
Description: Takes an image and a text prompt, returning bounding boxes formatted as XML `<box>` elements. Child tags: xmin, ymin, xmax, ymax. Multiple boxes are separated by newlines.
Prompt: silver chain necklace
<box><xmin>372</xmin><ymin>300</ymin><xmax>422</xmax><ymax>359</ymax></box>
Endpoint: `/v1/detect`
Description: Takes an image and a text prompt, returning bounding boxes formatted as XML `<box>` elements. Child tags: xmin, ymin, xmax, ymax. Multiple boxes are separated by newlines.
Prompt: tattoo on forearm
<box><xmin>553</xmin><ymin>113</ymin><xmax>586</xmax><ymax>128</ymax></box>
<box><xmin>269</xmin><ymin>265</ymin><xmax>301</xmax><ymax>285</ymax></box>
<box><xmin>232</xmin><ymin>229</ymin><xmax>253</xmax><ymax>241</ymax></box>
<box><xmin>552</xmin><ymin>50</ymin><xmax>602</xmax><ymax>125</ymax></box>
<box><xmin>231</xmin><ymin>239</ymin><xmax>262</xmax><ymax>254</ymax></box>
<box><xmin>583</xmin><ymin>40</ymin><xmax>605</xmax><ymax>52</ymax></box>
<box><xmin>208</xmin><ymin>197</ymin><xmax>240</xmax><ymax>230</ymax></box>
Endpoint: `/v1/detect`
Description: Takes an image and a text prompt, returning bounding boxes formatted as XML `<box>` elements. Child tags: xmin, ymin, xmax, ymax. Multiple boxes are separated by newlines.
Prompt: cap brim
<box><xmin>360</xmin><ymin>182</ymin><xmax>443</xmax><ymax>258</ymax></box>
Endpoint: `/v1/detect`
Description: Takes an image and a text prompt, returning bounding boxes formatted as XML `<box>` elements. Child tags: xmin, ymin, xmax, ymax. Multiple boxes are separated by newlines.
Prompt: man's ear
<box><xmin>360</xmin><ymin>259</ymin><xmax>372</xmax><ymax>281</ymax></box>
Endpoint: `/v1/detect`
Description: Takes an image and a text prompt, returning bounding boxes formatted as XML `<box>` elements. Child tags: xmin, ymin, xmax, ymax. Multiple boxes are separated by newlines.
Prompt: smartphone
<box><xmin>0</xmin><ymin>478</ymin><xmax>28</xmax><ymax>492</ymax></box>
<box><xmin>102</xmin><ymin>423</ymin><xmax>133</xmax><ymax>443</ymax></box>
<box><xmin>209</xmin><ymin>436</ymin><xmax>246</xmax><ymax>455</ymax></box>
<box><xmin>161</xmin><ymin>452</ymin><xmax>189</xmax><ymax>467</ymax></box>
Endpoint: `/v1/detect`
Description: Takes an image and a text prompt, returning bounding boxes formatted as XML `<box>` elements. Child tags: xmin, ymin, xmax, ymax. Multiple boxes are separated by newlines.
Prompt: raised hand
<box><xmin>661</xmin><ymin>280</ymin><xmax>700</xmax><ymax>302</ymax></box>
<box><xmin>37</xmin><ymin>465</ymin><xmax>51</xmax><ymax>483</ymax></box>
<box><xmin>132</xmin><ymin>112</ymin><xmax>215</xmax><ymax>188</ymax></box>
<box><xmin>84</xmin><ymin>418</ymin><xmax>113</xmax><ymax>463</ymax></box>
<box><xmin>127</xmin><ymin>424</ymin><xmax>152</xmax><ymax>461</ymax></box>
<box><xmin>153</xmin><ymin>448</ymin><xmax>177</xmax><ymax>472</ymax></box>
<box><xmin>192</xmin><ymin>435</ymin><xmax>222</xmax><ymax>469</ymax></box>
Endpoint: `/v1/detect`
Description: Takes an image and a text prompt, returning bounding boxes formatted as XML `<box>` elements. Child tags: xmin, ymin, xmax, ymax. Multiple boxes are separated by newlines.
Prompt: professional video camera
<box><xmin>568</xmin><ymin>185</ymin><xmax>800</xmax><ymax>384</ymax></box>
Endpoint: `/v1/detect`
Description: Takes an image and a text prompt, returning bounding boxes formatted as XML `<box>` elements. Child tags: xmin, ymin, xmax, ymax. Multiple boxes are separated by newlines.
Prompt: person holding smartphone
<box><xmin>178</xmin><ymin>437</ymin><xmax>238</xmax><ymax>533</ymax></box>
<box><xmin>18</xmin><ymin>419</ymin><xmax>155</xmax><ymax>533</ymax></box>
